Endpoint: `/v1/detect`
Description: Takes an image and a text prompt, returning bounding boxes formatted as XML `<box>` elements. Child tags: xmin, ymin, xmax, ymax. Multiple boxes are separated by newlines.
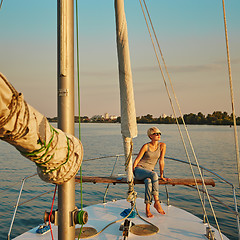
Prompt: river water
<box><xmin>0</xmin><ymin>123</ymin><xmax>239</xmax><ymax>239</ymax></box>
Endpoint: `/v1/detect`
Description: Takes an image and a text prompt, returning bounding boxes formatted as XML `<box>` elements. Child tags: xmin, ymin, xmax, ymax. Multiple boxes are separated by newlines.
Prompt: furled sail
<box><xmin>115</xmin><ymin>0</ymin><xmax>137</xmax><ymax>202</ymax></box>
<box><xmin>0</xmin><ymin>73</ymin><xmax>83</xmax><ymax>184</ymax></box>
<box><xmin>115</xmin><ymin>0</ymin><xmax>137</xmax><ymax>140</ymax></box>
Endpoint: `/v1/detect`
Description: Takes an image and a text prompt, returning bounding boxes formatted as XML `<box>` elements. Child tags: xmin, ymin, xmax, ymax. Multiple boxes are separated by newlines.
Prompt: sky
<box><xmin>0</xmin><ymin>0</ymin><xmax>239</xmax><ymax>118</ymax></box>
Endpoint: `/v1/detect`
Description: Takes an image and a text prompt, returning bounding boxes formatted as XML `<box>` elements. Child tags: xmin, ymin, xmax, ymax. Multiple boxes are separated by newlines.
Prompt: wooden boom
<box><xmin>75</xmin><ymin>176</ymin><xmax>215</xmax><ymax>187</ymax></box>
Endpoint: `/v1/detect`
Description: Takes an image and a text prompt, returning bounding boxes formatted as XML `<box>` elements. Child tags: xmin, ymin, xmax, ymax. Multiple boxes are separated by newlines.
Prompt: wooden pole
<box><xmin>75</xmin><ymin>176</ymin><xmax>216</xmax><ymax>187</ymax></box>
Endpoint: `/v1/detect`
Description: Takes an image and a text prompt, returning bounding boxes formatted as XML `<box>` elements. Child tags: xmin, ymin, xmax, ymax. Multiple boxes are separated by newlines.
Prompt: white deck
<box><xmin>14</xmin><ymin>198</ymin><xmax>229</xmax><ymax>240</ymax></box>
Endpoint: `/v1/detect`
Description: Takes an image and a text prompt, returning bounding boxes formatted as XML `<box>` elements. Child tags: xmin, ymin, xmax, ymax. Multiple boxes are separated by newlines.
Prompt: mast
<box><xmin>115</xmin><ymin>0</ymin><xmax>138</xmax><ymax>201</ymax></box>
<box><xmin>57</xmin><ymin>0</ymin><xmax>75</xmax><ymax>239</ymax></box>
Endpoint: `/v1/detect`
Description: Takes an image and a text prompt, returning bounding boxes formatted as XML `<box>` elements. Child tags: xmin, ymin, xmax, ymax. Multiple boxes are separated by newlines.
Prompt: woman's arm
<box><xmin>159</xmin><ymin>142</ymin><xmax>168</xmax><ymax>180</ymax></box>
<box><xmin>132</xmin><ymin>143</ymin><xmax>148</xmax><ymax>171</ymax></box>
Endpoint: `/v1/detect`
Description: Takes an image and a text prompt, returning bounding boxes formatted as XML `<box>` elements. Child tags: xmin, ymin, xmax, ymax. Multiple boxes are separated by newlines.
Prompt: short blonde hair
<box><xmin>147</xmin><ymin>127</ymin><xmax>161</xmax><ymax>138</ymax></box>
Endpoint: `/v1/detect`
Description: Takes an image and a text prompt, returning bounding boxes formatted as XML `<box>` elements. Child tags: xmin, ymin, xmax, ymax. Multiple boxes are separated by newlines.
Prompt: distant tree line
<box><xmin>47</xmin><ymin>116</ymin><xmax>120</xmax><ymax>123</ymax></box>
<box><xmin>137</xmin><ymin>111</ymin><xmax>240</xmax><ymax>125</ymax></box>
<box><xmin>47</xmin><ymin>111</ymin><xmax>240</xmax><ymax>125</ymax></box>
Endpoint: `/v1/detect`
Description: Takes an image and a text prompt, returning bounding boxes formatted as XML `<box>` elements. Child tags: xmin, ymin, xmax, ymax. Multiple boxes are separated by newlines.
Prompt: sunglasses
<box><xmin>152</xmin><ymin>132</ymin><xmax>161</xmax><ymax>136</ymax></box>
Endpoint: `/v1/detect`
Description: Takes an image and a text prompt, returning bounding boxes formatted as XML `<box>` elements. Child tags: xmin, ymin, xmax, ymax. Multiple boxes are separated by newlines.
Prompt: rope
<box><xmin>75</xmin><ymin>0</ymin><xmax>84</xmax><ymax>239</ymax></box>
<box><xmin>19</xmin><ymin>124</ymin><xmax>72</xmax><ymax>174</ymax></box>
<box><xmin>134</xmin><ymin>203</ymin><xmax>159</xmax><ymax>229</ymax></box>
<box><xmin>123</xmin><ymin>138</ymin><xmax>137</xmax><ymax>203</ymax></box>
<box><xmin>83</xmin><ymin>154</ymin><xmax>125</xmax><ymax>162</ymax></box>
<box><xmin>103</xmin><ymin>155</ymin><xmax>121</xmax><ymax>203</ymax></box>
<box><xmin>0</xmin><ymin>173</ymin><xmax>38</xmax><ymax>194</ymax></box>
<box><xmin>0</xmin><ymin>0</ymin><xmax>3</xmax><ymax>9</ymax></box>
<box><xmin>12</xmin><ymin>101</ymin><xmax>30</xmax><ymax>140</ymax></box>
<box><xmin>124</xmin><ymin>139</ymin><xmax>133</xmax><ymax>171</ymax></box>
<box><xmin>75</xmin><ymin>0</ymin><xmax>81</xmax><ymax>142</ymax></box>
<box><xmin>49</xmin><ymin>185</ymin><xmax>57</xmax><ymax>240</ymax></box>
<box><xmin>82</xmin><ymin>196</ymin><xmax>137</xmax><ymax>239</ymax></box>
<box><xmin>15</xmin><ymin>190</ymin><xmax>54</xmax><ymax>208</ymax></box>
<box><xmin>44</xmin><ymin>135</ymin><xmax>71</xmax><ymax>174</ymax></box>
<box><xmin>0</xmin><ymin>73</ymin><xmax>30</xmax><ymax>141</ymax></box>
<box><xmin>139</xmin><ymin>1</ymin><xmax>223</xmax><ymax>239</ymax></box>
<box><xmin>21</xmin><ymin>125</ymin><xmax>58</xmax><ymax>161</ymax></box>
<box><xmin>186</xmin><ymin>185</ymin><xmax>238</xmax><ymax>216</ymax></box>
<box><xmin>222</xmin><ymin>0</ymin><xmax>240</xmax><ymax>187</ymax></box>
<box><xmin>0</xmin><ymin>73</ymin><xmax>81</xmax><ymax>183</ymax></box>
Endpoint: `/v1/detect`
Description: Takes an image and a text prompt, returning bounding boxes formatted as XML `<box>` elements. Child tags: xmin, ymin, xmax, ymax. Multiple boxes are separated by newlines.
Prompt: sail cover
<box><xmin>115</xmin><ymin>0</ymin><xmax>138</xmax><ymax>139</ymax></box>
<box><xmin>115</xmin><ymin>0</ymin><xmax>137</xmax><ymax>202</ymax></box>
<box><xmin>0</xmin><ymin>73</ymin><xmax>83</xmax><ymax>184</ymax></box>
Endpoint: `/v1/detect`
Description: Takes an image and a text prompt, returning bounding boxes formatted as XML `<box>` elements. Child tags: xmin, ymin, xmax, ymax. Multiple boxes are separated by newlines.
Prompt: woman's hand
<box><xmin>160</xmin><ymin>177</ymin><xmax>171</xmax><ymax>181</ymax></box>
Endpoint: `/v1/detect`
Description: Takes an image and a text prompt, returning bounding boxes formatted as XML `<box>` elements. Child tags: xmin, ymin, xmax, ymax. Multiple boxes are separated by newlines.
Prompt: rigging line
<box><xmin>138</xmin><ymin>0</ymin><xmax>206</xmax><ymax>214</ymax></box>
<box><xmin>186</xmin><ymin>185</ymin><xmax>238</xmax><ymax>216</ymax></box>
<box><xmin>83</xmin><ymin>154</ymin><xmax>125</xmax><ymax>162</ymax></box>
<box><xmin>0</xmin><ymin>0</ymin><xmax>3</xmax><ymax>9</ymax></box>
<box><xmin>141</xmin><ymin>1</ymin><xmax>225</xmax><ymax>236</ymax></box>
<box><xmin>75</xmin><ymin>0</ymin><xmax>81</xmax><ymax>142</ymax></box>
<box><xmin>14</xmin><ymin>190</ymin><xmax>54</xmax><ymax>208</ymax></box>
<box><xmin>75</xmin><ymin>4</ymin><xmax>84</xmax><ymax>240</ymax></box>
<box><xmin>49</xmin><ymin>185</ymin><xmax>57</xmax><ymax>240</ymax></box>
<box><xmin>139</xmin><ymin>1</ymin><xmax>223</xmax><ymax>239</ymax></box>
<box><xmin>0</xmin><ymin>173</ymin><xmax>37</xmax><ymax>194</ymax></box>
<box><xmin>141</xmin><ymin>1</ymin><xmax>223</xmax><ymax>238</ymax></box>
<box><xmin>222</xmin><ymin>0</ymin><xmax>240</xmax><ymax>188</ymax></box>
<box><xmin>103</xmin><ymin>155</ymin><xmax>121</xmax><ymax>202</ymax></box>
<box><xmin>142</xmin><ymin>0</ymin><xmax>196</xmax><ymax>135</ymax></box>
<box><xmin>76</xmin><ymin>0</ymin><xmax>83</xmax><ymax>209</ymax></box>
<box><xmin>141</xmin><ymin>0</ymin><xmax>211</xmax><ymax>197</ymax></box>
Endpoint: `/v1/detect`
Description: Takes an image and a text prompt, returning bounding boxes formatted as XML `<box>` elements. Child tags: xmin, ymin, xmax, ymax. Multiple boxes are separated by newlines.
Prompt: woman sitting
<box><xmin>133</xmin><ymin>127</ymin><xmax>170</xmax><ymax>218</ymax></box>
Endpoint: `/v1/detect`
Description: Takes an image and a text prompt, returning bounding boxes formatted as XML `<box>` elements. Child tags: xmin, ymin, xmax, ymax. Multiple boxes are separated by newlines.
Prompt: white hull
<box><xmin>13</xmin><ymin>198</ymin><xmax>229</xmax><ymax>240</ymax></box>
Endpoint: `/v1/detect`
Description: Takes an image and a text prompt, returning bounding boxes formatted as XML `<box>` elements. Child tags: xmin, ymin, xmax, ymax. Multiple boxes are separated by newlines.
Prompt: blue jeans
<box><xmin>133</xmin><ymin>167</ymin><xmax>159</xmax><ymax>204</ymax></box>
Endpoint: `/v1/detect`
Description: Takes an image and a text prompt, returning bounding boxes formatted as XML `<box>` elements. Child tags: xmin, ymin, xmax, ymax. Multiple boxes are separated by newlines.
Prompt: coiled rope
<box><xmin>124</xmin><ymin>139</ymin><xmax>133</xmax><ymax>171</ymax></box>
<box><xmin>81</xmin><ymin>197</ymin><xmax>137</xmax><ymax>239</ymax></box>
<box><xmin>139</xmin><ymin>1</ymin><xmax>223</xmax><ymax>239</ymax></box>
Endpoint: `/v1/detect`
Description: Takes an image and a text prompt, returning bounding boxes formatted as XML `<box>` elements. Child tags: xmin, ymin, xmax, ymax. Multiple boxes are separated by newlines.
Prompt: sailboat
<box><xmin>0</xmin><ymin>0</ymin><xmax>239</xmax><ymax>239</ymax></box>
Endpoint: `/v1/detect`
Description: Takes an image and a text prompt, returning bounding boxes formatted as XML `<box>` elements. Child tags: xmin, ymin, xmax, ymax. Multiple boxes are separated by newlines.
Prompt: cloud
<box><xmin>132</xmin><ymin>58</ymin><xmax>240</xmax><ymax>74</ymax></box>
<box><xmin>169</xmin><ymin>63</ymin><xmax>223</xmax><ymax>73</ymax></box>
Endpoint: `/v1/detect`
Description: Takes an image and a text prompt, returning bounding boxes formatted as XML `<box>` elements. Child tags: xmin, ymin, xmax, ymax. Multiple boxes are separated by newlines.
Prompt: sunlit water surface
<box><xmin>0</xmin><ymin>123</ymin><xmax>239</xmax><ymax>239</ymax></box>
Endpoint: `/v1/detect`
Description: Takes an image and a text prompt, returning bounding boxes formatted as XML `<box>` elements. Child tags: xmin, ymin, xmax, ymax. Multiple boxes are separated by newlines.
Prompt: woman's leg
<box><xmin>150</xmin><ymin>171</ymin><xmax>165</xmax><ymax>215</ymax></box>
<box><xmin>146</xmin><ymin>203</ymin><xmax>153</xmax><ymax>218</ymax></box>
<box><xmin>134</xmin><ymin>167</ymin><xmax>154</xmax><ymax>204</ymax></box>
<box><xmin>149</xmin><ymin>171</ymin><xmax>159</xmax><ymax>197</ymax></box>
<box><xmin>134</xmin><ymin>168</ymin><xmax>165</xmax><ymax>215</ymax></box>
<box><xmin>153</xmin><ymin>195</ymin><xmax>165</xmax><ymax>215</ymax></box>
<box><xmin>143</xmin><ymin>177</ymin><xmax>153</xmax><ymax>205</ymax></box>
<box><xmin>134</xmin><ymin>168</ymin><xmax>156</xmax><ymax>217</ymax></box>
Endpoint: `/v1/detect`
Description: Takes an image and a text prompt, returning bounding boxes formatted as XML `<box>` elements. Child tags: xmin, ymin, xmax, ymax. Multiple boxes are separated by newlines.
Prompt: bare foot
<box><xmin>154</xmin><ymin>201</ymin><xmax>165</xmax><ymax>215</ymax></box>
<box><xmin>146</xmin><ymin>209</ymin><xmax>154</xmax><ymax>218</ymax></box>
<box><xmin>146</xmin><ymin>204</ymin><xmax>154</xmax><ymax>218</ymax></box>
